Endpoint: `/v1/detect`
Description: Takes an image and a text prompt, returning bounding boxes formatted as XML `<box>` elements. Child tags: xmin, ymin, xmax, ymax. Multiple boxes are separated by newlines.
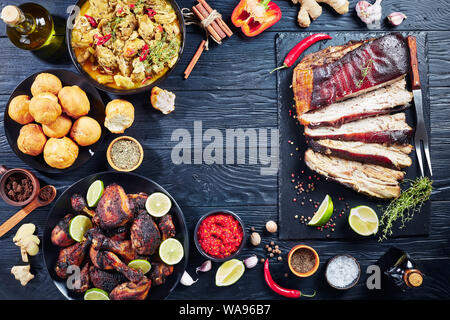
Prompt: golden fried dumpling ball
<box><xmin>42</xmin><ymin>115</ymin><xmax>72</xmax><ymax>138</ymax></box>
<box><xmin>17</xmin><ymin>124</ymin><xmax>47</xmax><ymax>156</ymax></box>
<box><xmin>8</xmin><ymin>95</ymin><xmax>34</xmax><ymax>124</ymax></box>
<box><xmin>58</xmin><ymin>86</ymin><xmax>90</xmax><ymax>119</ymax></box>
<box><xmin>44</xmin><ymin>137</ymin><xmax>79</xmax><ymax>169</ymax></box>
<box><xmin>70</xmin><ymin>116</ymin><xmax>102</xmax><ymax>146</ymax></box>
<box><xmin>30</xmin><ymin>73</ymin><xmax>62</xmax><ymax>96</ymax></box>
<box><xmin>104</xmin><ymin>99</ymin><xmax>135</xmax><ymax>134</ymax></box>
<box><xmin>29</xmin><ymin>93</ymin><xmax>62</xmax><ymax>125</ymax></box>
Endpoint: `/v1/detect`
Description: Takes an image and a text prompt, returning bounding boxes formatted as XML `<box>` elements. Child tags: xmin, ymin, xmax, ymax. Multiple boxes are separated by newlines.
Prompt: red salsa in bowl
<box><xmin>195</xmin><ymin>211</ymin><xmax>245</xmax><ymax>261</ymax></box>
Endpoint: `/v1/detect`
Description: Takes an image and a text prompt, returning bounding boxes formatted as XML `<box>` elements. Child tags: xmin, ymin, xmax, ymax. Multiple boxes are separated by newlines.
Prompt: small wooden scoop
<box><xmin>0</xmin><ymin>185</ymin><xmax>57</xmax><ymax>238</ymax></box>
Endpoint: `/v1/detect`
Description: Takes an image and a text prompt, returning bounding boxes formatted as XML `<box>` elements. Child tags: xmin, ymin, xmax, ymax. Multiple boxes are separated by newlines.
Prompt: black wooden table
<box><xmin>0</xmin><ymin>0</ymin><xmax>449</xmax><ymax>300</ymax></box>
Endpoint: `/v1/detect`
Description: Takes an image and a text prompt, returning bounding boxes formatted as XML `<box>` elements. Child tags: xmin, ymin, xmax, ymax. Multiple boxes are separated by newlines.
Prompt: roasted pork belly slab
<box><xmin>304</xmin><ymin>149</ymin><xmax>404</xmax><ymax>199</ymax></box>
<box><xmin>304</xmin><ymin>113</ymin><xmax>413</xmax><ymax>145</ymax></box>
<box><xmin>308</xmin><ymin>139</ymin><xmax>413</xmax><ymax>169</ymax></box>
<box><xmin>293</xmin><ymin>33</ymin><xmax>410</xmax><ymax>116</ymax></box>
<box><xmin>299</xmin><ymin>79</ymin><xmax>413</xmax><ymax>128</ymax></box>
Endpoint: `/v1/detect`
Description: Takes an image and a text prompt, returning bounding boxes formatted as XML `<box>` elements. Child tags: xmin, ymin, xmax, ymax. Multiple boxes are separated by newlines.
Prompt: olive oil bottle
<box><xmin>1</xmin><ymin>3</ymin><xmax>55</xmax><ymax>51</ymax></box>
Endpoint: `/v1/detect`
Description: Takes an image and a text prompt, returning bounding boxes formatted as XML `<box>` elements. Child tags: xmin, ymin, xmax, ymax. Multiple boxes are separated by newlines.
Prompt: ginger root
<box><xmin>13</xmin><ymin>223</ymin><xmax>40</xmax><ymax>262</ymax></box>
<box><xmin>291</xmin><ymin>0</ymin><xmax>349</xmax><ymax>27</ymax></box>
<box><xmin>11</xmin><ymin>265</ymin><xmax>34</xmax><ymax>286</ymax></box>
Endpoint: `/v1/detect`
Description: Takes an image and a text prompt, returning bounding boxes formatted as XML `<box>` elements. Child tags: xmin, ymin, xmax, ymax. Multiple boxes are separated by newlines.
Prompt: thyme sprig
<box><xmin>378</xmin><ymin>177</ymin><xmax>433</xmax><ymax>242</ymax></box>
<box><xmin>356</xmin><ymin>58</ymin><xmax>374</xmax><ymax>88</ymax></box>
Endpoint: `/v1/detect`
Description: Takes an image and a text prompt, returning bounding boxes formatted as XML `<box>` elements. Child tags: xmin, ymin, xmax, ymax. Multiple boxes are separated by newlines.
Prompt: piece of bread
<box><xmin>58</xmin><ymin>86</ymin><xmax>90</xmax><ymax>119</ymax></box>
<box><xmin>30</xmin><ymin>73</ymin><xmax>62</xmax><ymax>96</ymax></box>
<box><xmin>44</xmin><ymin>137</ymin><xmax>79</xmax><ymax>169</ymax></box>
<box><xmin>70</xmin><ymin>116</ymin><xmax>102</xmax><ymax>146</ymax></box>
<box><xmin>104</xmin><ymin>99</ymin><xmax>135</xmax><ymax>134</ymax></box>
<box><xmin>151</xmin><ymin>86</ymin><xmax>175</xmax><ymax>114</ymax></box>
<box><xmin>29</xmin><ymin>93</ymin><xmax>62</xmax><ymax>125</ymax></box>
<box><xmin>17</xmin><ymin>124</ymin><xmax>47</xmax><ymax>156</ymax></box>
<box><xmin>8</xmin><ymin>95</ymin><xmax>34</xmax><ymax>124</ymax></box>
<box><xmin>42</xmin><ymin>115</ymin><xmax>72</xmax><ymax>138</ymax></box>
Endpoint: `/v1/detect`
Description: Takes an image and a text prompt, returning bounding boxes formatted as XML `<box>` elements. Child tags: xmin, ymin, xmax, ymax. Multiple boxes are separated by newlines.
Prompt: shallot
<box><xmin>196</xmin><ymin>260</ymin><xmax>212</xmax><ymax>273</ymax></box>
<box><xmin>180</xmin><ymin>271</ymin><xmax>198</xmax><ymax>286</ymax></box>
<box><xmin>244</xmin><ymin>255</ymin><xmax>258</xmax><ymax>269</ymax></box>
<box><xmin>355</xmin><ymin>0</ymin><xmax>383</xmax><ymax>30</ymax></box>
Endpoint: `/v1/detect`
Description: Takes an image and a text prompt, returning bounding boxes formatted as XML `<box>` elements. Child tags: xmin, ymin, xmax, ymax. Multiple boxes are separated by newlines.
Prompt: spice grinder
<box><xmin>0</xmin><ymin>165</ymin><xmax>40</xmax><ymax>206</ymax></box>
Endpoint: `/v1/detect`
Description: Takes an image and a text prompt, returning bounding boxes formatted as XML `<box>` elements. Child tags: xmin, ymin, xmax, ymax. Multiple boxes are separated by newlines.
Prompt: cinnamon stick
<box><xmin>195</xmin><ymin>3</ymin><xmax>226</xmax><ymax>40</ymax></box>
<box><xmin>198</xmin><ymin>0</ymin><xmax>233</xmax><ymax>37</ymax></box>
<box><xmin>192</xmin><ymin>6</ymin><xmax>221</xmax><ymax>43</ymax></box>
<box><xmin>184</xmin><ymin>40</ymin><xmax>206</xmax><ymax>79</ymax></box>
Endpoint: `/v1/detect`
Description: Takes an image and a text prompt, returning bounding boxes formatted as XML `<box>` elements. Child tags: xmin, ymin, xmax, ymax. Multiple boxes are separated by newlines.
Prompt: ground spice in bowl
<box><xmin>108</xmin><ymin>138</ymin><xmax>143</xmax><ymax>171</ymax></box>
<box><xmin>4</xmin><ymin>173</ymin><xmax>33</xmax><ymax>202</ymax></box>
<box><xmin>290</xmin><ymin>247</ymin><xmax>317</xmax><ymax>274</ymax></box>
<box><xmin>38</xmin><ymin>185</ymin><xmax>55</xmax><ymax>202</ymax></box>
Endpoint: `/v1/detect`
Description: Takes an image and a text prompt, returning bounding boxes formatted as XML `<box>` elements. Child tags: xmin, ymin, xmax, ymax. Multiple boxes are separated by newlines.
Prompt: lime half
<box><xmin>348</xmin><ymin>206</ymin><xmax>379</xmax><ymax>236</ymax></box>
<box><xmin>308</xmin><ymin>194</ymin><xmax>334</xmax><ymax>227</ymax></box>
<box><xmin>86</xmin><ymin>180</ymin><xmax>104</xmax><ymax>207</ymax></box>
<box><xmin>128</xmin><ymin>259</ymin><xmax>151</xmax><ymax>274</ymax></box>
<box><xmin>69</xmin><ymin>215</ymin><xmax>93</xmax><ymax>242</ymax></box>
<box><xmin>159</xmin><ymin>238</ymin><xmax>184</xmax><ymax>265</ymax></box>
<box><xmin>216</xmin><ymin>259</ymin><xmax>245</xmax><ymax>287</ymax></box>
<box><xmin>146</xmin><ymin>192</ymin><xmax>171</xmax><ymax>217</ymax></box>
<box><xmin>84</xmin><ymin>288</ymin><xmax>110</xmax><ymax>300</ymax></box>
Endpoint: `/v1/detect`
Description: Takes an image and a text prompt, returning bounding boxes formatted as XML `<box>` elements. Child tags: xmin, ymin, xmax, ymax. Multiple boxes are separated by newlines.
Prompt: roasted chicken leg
<box><xmin>131</xmin><ymin>211</ymin><xmax>161</xmax><ymax>255</ymax></box>
<box><xmin>90</xmin><ymin>229</ymin><xmax>139</xmax><ymax>263</ymax></box>
<box><xmin>51</xmin><ymin>214</ymin><xmax>75</xmax><ymax>247</ymax></box>
<box><xmin>158</xmin><ymin>214</ymin><xmax>176</xmax><ymax>241</ymax></box>
<box><xmin>55</xmin><ymin>238</ymin><xmax>91</xmax><ymax>279</ymax></box>
<box><xmin>149</xmin><ymin>261</ymin><xmax>174</xmax><ymax>286</ymax></box>
<box><xmin>70</xmin><ymin>262</ymin><xmax>90</xmax><ymax>293</ymax></box>
<box><xmin>110</xmin><ymin>277</ymin><xmax>151</xmax><ymax>300</ymax></box>
<box><xmin>71</xmin><ymin>194</ymin><xmax>95</xmax><ymax>217</ymax></box>
<box><xmin>89</xmin><ymin>266</ymin><xmax>126</xmax><ymax>292</ymax></box>
<box><xmin>95</xmin><ymin>184</ymin><xmax>134</xmax><ymax>229</ymax></box>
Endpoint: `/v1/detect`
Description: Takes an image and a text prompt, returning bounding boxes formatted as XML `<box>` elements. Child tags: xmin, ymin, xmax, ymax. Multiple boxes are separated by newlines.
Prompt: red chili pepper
<box><xmin>129</xmin><ymin>4</ymin><xmax>135</xmax><ymax>9</ymax></box>
<box><xmin>270</xmin><ymin>33</ymin><xmax>333</xmax><ymax>73</ymax></box>
<box><xmin>231</xmin><ymin>0</ymin><xmax>282</xmax><ymax>37</ymax></box>
<box><xmin>84</xmin><ymin>14</ymin><xmax>98</xmax><ymax>28</ymax></box>
<box><xmin>117</xmin><ymin>7</ymin><xmax>124</xmax><ymax>14</ymax></box>
<box><xmin>139</xmin><ymin>44</ymin><xmax>150</xmax><ymax>61</ymax></box>
<box><xmin>96</xmin><ymin>34</ymin><xmax>112</xmax><ymax>46</ymax></box>
<box><xmin>263</xmin><ymin>259</ymin><xmax>316</xmax><ymax>299</ymax></box>
<box><xmin>147</xmin><ymin>9</ymin><xmax>157</xmax><ymax>17</ymax></box>
<box><xmin>141</xmin><ymin>76</ymin><xmax>152</xmax><ymax>84</ymax></box>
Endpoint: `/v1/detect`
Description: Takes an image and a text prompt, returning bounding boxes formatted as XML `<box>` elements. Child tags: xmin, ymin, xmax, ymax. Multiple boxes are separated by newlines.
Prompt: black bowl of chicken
<box><xmin>42</xmin><ymin>171</ymin><xmax>189</xmax><ymax>300</ymax></box>
<box><xmin>66</xmin><ymin>0</ymin><xmax>186</xmax><ymax>95</ymax></box>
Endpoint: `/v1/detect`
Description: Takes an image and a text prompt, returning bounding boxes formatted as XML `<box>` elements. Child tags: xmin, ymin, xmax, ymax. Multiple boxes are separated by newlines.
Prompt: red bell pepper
<box><xmin>231</xmin><ymin>0</ymin><xmax>282</xmax><ymax>37</ymax></box>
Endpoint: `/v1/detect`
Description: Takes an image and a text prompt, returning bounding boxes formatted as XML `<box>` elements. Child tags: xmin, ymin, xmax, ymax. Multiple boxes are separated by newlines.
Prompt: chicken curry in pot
<box><xmin>71</xmin><ymin>0</ymin><xmax>182</xmax><ymax>90</ymax></box>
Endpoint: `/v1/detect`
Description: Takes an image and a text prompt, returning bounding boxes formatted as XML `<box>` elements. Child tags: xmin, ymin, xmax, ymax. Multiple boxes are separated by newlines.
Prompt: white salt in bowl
<box><xmin>325</xmin><ymin>254</ymin><xmax>361</xmax><ymax>290</ymax></box>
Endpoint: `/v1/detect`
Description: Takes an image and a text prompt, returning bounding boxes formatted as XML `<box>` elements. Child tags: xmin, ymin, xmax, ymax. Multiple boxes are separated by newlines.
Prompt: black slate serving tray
<box><xmin>276</xmin><ymin>32</ymin><xmax>431</xmax><ymax>240</ymax></box>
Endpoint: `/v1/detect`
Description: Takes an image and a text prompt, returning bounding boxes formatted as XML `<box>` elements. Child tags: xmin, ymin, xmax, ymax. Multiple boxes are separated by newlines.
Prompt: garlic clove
<box><xmin>387</xmin><ymin>12</ymin><xmax>407</xmax><ymax>26</ymax></box>
<box><xmin>180</xmin><ymin>271</ymin><xmax>198</xmax><ymax>286</ymax></box>
<box><xmin>196</xmin><ymin>260</ymin><xmax>212</xmax><ymax>273</ymax></box>
<box><xmin>243</xmin><ymin>255</ymin><xmax>258</xmax><ymax>269</ymax></box>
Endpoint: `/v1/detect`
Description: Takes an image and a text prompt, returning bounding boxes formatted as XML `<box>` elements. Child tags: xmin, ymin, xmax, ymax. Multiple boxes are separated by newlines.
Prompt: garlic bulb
<box><xmin>356</xmin><ymin>0</ymin><xmax>383</xmax><ymax>30</ymax></box>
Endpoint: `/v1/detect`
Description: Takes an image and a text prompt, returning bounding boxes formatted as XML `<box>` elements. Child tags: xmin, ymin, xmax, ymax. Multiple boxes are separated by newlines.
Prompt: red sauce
<box><xmin>197</xmin><ymin>213</ymin><xmax>243</xmax><ymax>259</ymax></box>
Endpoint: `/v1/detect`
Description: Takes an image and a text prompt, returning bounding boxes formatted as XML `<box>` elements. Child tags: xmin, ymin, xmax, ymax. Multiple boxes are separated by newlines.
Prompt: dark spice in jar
<box><xmin>290</xmin><ymin>248</ymin><xmax>316</xmax><ymax>274</ymax></box>
<box><xmin>38</xmin><ymin>186</ymin><xmax>54</xmax><ymax>202</ymax></box>
<box><xmin>4</xmin><ymin>173</ymin><xmax>33</xmax><ymax>202</ymax></box>
<box><xmin>110</xmin><ymin>139</ymin><xmax>141</xmax><ymax>170</ymax></box>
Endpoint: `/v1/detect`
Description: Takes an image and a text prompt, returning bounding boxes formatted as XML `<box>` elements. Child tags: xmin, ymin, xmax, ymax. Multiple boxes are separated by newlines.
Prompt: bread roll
<box><xmin>70</xmin><ymin>116</ymin><xmax>102</xmax><ymax>146</ymax></box>
<box><xmin>42</xmin><ymin>115</ymin><xmax>72</xmax><ymax>138</ymax></box>
<box><xmin>8</xmin><ymin>95</ymin><xmax>34</xmax><ymax>124</ymax></box>
<box><xmin>58</xmin><ymin>86</ymin><xmax>90</xmax><ymax>119</ymax></box>
<box><xmin>17</xmin><ymin>124</ymin><xmax>47</xmax><ymax>156</ymax></box>
<box><xmin>30</xmin><ymin>73</ymin><xmax>62</xmax><ymax>96</ymax></box>
<box><xmin>104</xmin><ymin>99</ymin><xmax>135</xmax><ymax>133</ymax></box>
<box><xmin>29</xmin><ymin>93</ymin><xmax>62</xmax><ymax>125</ymax></box>
<box><xmin>44</xmin><ymin>137</ymin><xmax>79</xmax><ymax>169</ymax></box>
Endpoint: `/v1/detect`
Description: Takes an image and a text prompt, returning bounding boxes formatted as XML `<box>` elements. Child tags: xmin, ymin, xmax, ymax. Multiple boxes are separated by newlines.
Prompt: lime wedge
<box><xmin>348</xmin><ymin>206</ymin><xmax>379</xmax><ymax>236</ymax></box>
<box><xmin>128</xmin><ymin>259</ymin><xmax>151</xmax><ymax>274</ymax></box>
<box><xmin>216</xmin><ymin>259</ymin><xmax>245</xmax><ymax>287</ymax></box>
<box><xmin>69</xmin><ymin>215</ymin><xmax>93</xmax><ymax>242</ymax></box>
<box><xmin>308</xmin><ymin>194</ymin><xmax>334</xmax><ymax>227</ymax></box>
<box><xmin>86</xmin><ymin>180</ymin><xmax>104</xmax><ymax>207</ymax></box>
<box><xmin>159</xmin><ymin>238</ymin><xmax>184</xmax><ymax>265</ymax></box>
<box><xmin>84</xmin><ymin>288</ymin><xmax>109</xmax><ymax>300</ymax></box>
<box><xmin>146</xmin><ymin>192</ymin><xmax>171</xmax><ymax>217</ymax></box>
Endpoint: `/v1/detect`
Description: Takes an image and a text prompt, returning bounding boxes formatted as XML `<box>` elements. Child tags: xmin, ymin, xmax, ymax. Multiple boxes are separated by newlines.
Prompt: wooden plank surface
<box><xmin>0</xmin><ymin>0</ymin><xmax>449</xmax><ymax>300</ymax></box>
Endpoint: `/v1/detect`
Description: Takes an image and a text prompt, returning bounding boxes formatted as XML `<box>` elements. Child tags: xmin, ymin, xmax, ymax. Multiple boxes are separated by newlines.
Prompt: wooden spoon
<box><xmin>0</xmin><ymin>185</ymin><xmax>57</xmax><ymax>238</ymax></box>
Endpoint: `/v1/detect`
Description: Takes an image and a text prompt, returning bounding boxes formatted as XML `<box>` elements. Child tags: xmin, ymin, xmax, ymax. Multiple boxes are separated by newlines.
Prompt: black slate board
<box><xmin>276</xmin><ymin>32</ymin><xmax>431</xmax><ymax>240</ymax></box>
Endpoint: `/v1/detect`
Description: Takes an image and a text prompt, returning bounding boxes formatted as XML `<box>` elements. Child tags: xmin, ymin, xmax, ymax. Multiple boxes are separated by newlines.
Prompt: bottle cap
<box><xmin>1</xmin><ymin>5</ymin><xmax>22</xmax><ymax>25</ymax></box>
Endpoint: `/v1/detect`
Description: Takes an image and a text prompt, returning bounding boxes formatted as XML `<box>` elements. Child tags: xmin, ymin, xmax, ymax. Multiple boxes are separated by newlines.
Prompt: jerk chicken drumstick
<box><xmin>51</xmin><ymin>185</ymin><xmax>179</xmax><ymax>300</ymax></box>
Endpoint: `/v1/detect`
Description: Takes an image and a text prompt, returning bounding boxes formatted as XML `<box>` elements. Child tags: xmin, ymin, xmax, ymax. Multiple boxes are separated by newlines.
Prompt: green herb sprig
<box><xmin>378</xmin><ymin>177</ymin><xmax>433</xmax><ymax>242</ymax></box>
<box><xmin>356</xmin><ymin>58</ymin><xmax>374</xmax><ymax>88</ymax></box>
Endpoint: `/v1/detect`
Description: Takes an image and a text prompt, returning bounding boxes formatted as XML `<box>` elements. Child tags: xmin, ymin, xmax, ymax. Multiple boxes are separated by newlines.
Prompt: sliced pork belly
<box><xmin>308</xmin><ymin>139</ymin><xmax>413</xmax><ymax>169</ymax></box>
<box><xmin>304</xmin><ymin>113</ymin><xmax>413</xmax><ymax>145</ymax></box>
<box><xmin>299</xmin><ymin>79</ymin><xmax>413</xmax><ymax>128</ymax></box>
<box><xmin>293</xmin><ymin>33</ymin><xmax>410</xmax><ymax>116</ymax></box>
<box><xmin>304</xmin><ymin>149</ymin><xmax>404</xmax><ymax>199</ymax></box>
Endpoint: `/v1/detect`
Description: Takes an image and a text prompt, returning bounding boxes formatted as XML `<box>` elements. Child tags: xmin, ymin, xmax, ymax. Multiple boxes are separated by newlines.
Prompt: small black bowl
<box><xmin>66</xmin><ymin>0</ymin><xmax>186</xmax><ymax>95</ymax></box>
<box><xmin>194</xmin><ymin>210</ymin><xmax>246</xmax><ymax>263</ymax></box>
<box><xmin>325</xmin><ymin>254</ymin><xmax>361</xmax><ymax>290</ymax></box>
<box><xmin>4</xmin><ymin>69</ymin><xmax>105</xmax><ymax>174</ymax></box>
